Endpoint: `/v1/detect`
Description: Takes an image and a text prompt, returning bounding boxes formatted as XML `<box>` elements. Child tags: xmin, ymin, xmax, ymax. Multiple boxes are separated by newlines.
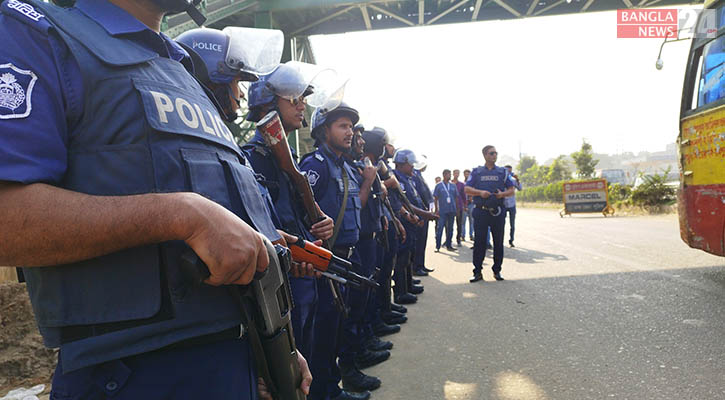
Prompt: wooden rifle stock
<box><xmin>257</xmin><ymin>111</ymin><xmax>330</xmax><ymax>249</ymax></box>
<box><xmin>363</xmin><ymin>158</ymin><xmax>400</xmax><ymax>236</ymax></box>
<box><xmin>376</xmin><ymin>160</ymin><xmax>416</xmax><ymax>216</ymax></box>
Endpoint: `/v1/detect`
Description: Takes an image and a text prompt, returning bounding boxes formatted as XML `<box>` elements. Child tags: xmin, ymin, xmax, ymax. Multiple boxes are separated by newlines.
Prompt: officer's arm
<box><xmin>358</xmin><ymin>165</ymin><xmax>377</xmax><ymax>208</ymax></box>
<box><xmin>433</xmin><ymin>195</ymin><xmax>440</xmax><ymax>215</ymax></box>
<box><xmin>0</xmin><ymin>182</ymin><xmax>268</xmax><ymax>285</ymax></box>
<box><xmin>464</xmin><ymin>185</ymin><xmax>489</xmax><ymax>198</ymax></box>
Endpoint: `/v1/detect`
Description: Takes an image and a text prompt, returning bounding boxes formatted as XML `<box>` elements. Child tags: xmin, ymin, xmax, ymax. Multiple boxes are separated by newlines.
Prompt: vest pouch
<box><xmin>222</xmin><ymin>158</ymin><xmax>282</xmax><ymax>242</ymax></box>
<box><xmin>23</xmin><ymin>245</ymin><xmax>162</xmax><ymax>329</ymax></box>
<box><xmin>342</xmin><ymin>195</ymin><xmax>362</xmax><ymax>233</ymax></box>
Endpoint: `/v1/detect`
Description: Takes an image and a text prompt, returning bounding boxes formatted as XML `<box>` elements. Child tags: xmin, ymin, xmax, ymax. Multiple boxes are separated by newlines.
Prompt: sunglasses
<box><xmin>487</xmin><ymin>151</ymin><xmax>498</xmax><ymax>156</ymax></box>
<box><xmin>288</xmin><ymin>97</ymin><xmax>307</xmax><ymax>106</ymax></box>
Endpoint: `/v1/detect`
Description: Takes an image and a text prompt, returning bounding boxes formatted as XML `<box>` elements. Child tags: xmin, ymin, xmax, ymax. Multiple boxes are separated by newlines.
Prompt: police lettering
<box><xmin>193</xmin><ymin>41</ymin><xmax>223</xmax><ymax>52</ymax></box>
<box><xmin>480</xmin><ymin>175</ymin><xmax>499</xmax><ymax>181</ymax></box>
<box><xmin>149</xmin><ymin>90</ymin><xmax>235</xmax><ymax>144</ymax></box>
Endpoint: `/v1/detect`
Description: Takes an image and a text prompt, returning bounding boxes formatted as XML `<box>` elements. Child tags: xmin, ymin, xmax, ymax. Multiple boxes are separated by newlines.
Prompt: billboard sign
<box><xmin>562</xmin><ymin>179</ymin><xmax>614</xmax><ymax>216</ymax></box>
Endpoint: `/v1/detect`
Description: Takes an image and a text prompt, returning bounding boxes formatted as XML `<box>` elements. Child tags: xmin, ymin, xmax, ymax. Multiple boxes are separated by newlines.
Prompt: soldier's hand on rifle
<box><xmin>394</xmin><ymin>217</ymin><xmax>406</xmax><ymax>243</ymax></box>
<box><xmin>362</xmin><ymin>164</ymin><xmax>377</xmax><ymax>183</ymax></box>
<box><xmin>277</xmin><ymin>233</ymin><xmax>323</xmax><ymax>278</ymax></box>
<box><xmin>382</xmin><ymin>215</ymin><xmax>389</xmax><ymax>232</ymax></box>
<box><xmin>494</xmin><ymin>190</ymin><xmax>505</xmax><ymax>199</ymax></box>
<box><xmin>184</xmin><ymin>194</ymin><xmax>269</xmax><ymax>286</ymax></box>
<box><xmin>257</xmin><ymin>351</ymin><xmax>312</xmax><ymax>399</ymax></box>
<box><xmin>309</xmin><ymin>205</ymin><xmax>334</xmax><ymax>241</ymax></box>
<box><xmin>380</xmin><ymin>184</ymin><xmax>388</xmax><ymax>199</ymax></box>
<box><xmin>479</xmin><ymin>189</ymin><xmax>492</xmax><ymax>198</ymax></box>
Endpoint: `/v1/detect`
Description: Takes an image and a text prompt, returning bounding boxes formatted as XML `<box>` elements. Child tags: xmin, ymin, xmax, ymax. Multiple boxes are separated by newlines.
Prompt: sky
<box><xmin>310</xmin><ymin>6</ymin><xmax>698</xmax><ymax>177</ymax></box>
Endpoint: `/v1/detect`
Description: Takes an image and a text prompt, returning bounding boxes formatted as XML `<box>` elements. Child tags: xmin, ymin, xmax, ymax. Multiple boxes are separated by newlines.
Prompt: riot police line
<box><xmin>0</xmin><ymin>0</ymin><xmax>446</xmax><ymax>397</ymax></box>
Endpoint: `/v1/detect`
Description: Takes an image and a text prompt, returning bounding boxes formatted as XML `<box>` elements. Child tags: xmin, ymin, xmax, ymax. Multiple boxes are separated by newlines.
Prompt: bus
<box><xmin>679</xmin><ymin>1</ymin><xmax>725</xmax><ymax>256</ymax></box>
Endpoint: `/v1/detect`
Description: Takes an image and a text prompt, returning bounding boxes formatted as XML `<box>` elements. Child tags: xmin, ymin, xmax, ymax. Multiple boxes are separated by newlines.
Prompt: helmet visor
<box><xmin>283</xmin><ymin>61</ymin><xmax>341</xmax><ymax>108</ymax></box>
<box><xmin>222</xmin><ymin>27</ymin><xmax>284</xmax><ymax>76</ymax></box>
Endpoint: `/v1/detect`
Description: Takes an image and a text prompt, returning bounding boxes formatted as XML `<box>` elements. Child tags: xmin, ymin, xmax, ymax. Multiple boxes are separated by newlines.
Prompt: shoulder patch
<box><xmin>315</xmin><ymin>153</ymin><xmax>324</xmax><ymax>162</ymax></box>
<box><xmin>306</xmin><ymin>170</ymin><xmax>320</xmax><ymax>187</ymax></box>
<box><xmin>6</xmin><ymin>0</ymin><xmax>44</xmax><ymax>22</ymax></box>
<box><xmin>0</xmin><ymin>63</ymin><xmax>37</xmax><ymax>119</ymax></box>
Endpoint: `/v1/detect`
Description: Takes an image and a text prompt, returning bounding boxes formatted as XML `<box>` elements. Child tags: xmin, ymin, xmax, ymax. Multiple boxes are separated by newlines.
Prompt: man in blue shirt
<box><xmin>465</xmin><ymin>145</ymin><xmax>515</xmax><ymax>282</ymax></box>
<box><xmin>433</xmin><ymin>169</ymin><xmax>458</xmax><ymax>252</ymax></box>
<box><xmin>0</xmin><ymin>0</ymin><xmax>311</xmax><ymax>398</ymax></box>
<box><xmin>503</xmin><ymin>165</ymin><xmax>523</xmax><ymax>248</ymax></box>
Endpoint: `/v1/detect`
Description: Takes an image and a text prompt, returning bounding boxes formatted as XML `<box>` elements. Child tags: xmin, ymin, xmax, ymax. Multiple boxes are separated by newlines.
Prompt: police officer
<box><xmin>411</xmin><ymin>159</ymin><xmax>435</xmax><ymax>277</ymax></box>
<box><xmin>392</xmin><ymin>150</ymin><xmax>437</xmax><ymax>304</ymax></box>
<box><xmin>361</xmin><ymin>127</ymin><xmax>408</xmax><ymax>332</ymax></box>
<box><xmin>300</xmin><ymin>102</ymin><xmax>375</xmax><ymax>400</ymax></box>
<box><xmin>346</xmin><ymin>125</ymin><xmax>401</xmax><ymax>344</ymax></box>
<box><xmin>0</xmin><ymin>0</ymin><xmax>311</xmax><ymax>398</ymax></box>
<box><xmin>465</xmin><ymin>145</ymin><xmax>515</xmax><ymax>282</ymax></box>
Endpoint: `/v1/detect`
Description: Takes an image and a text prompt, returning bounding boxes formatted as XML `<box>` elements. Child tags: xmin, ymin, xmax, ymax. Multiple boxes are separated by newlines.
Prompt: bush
<box><xmin>520</xmin><ymin>181</ymin><xmax>563</xmax><ymax>203</ymax></box>
<box><xmin>608</xmin><ymin>183</ymin><xmax>632</xmax><ymax>203</ymax></box>
<box><xmin>630</xmin><ymin>170</ymin><xmax>676</xmax><ymax>208</ymax></box>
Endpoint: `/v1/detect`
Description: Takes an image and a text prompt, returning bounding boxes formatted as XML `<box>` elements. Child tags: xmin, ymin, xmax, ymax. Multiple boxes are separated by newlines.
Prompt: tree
<box><xmin>571</xmin><ymin>140</ymin><xmax>599</xmax><ymax>178</ymax></box>
<box><xmin>517</xmin><ymin>155</ymin><xmax>537</xmax><ymax>175</ymax></box>
<box><xmin>520</xmin><ymin>164</ymin><xmax>548</xmax><ymax>186</ymax></box>
<box><xmin>546</xmin><ymin>155</ymin><xmax>572</xmax><ymax>182</ymax></box>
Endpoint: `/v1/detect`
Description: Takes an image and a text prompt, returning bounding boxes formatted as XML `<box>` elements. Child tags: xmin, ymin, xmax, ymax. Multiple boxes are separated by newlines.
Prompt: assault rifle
<box><xmin>181</xmin><ymin>239</ymin><xmax>305</xmax><ymax>400</ymax></box>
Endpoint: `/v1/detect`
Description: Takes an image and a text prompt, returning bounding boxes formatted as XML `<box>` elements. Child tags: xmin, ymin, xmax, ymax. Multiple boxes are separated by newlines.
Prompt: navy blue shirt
<box><xmin>433</xmin><ymin>181</ymin><xmax>458</xmax><ymax>214</ymax></box>
<box><xmin>0</xmin><ymin>0</ymin><xmax>189</xmax><ymax>184</ymax></box>
<box><xmin>465</xmin><ymin>165</ymin><xmax>513</xmax><ymax>207</ymax></box>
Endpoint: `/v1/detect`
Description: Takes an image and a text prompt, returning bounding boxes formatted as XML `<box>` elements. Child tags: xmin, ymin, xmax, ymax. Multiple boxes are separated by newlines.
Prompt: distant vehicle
<box><xmin>678</xmin><ymin>0</ymin><xmax>725</xmax><ymax>256</ymax></box>
<box><xmin>596</xmin><ymin>169</ymin><xmax>629</xmax><ymax>185</ymax></box>
<box><xmin>632</xmin><ymin>171</ymin><xmax>680</xmax><ymax>188</ymax></box>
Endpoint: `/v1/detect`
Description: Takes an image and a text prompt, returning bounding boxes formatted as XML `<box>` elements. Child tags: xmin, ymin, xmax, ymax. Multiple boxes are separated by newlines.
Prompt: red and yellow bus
<box><xmin>679</xmin><ymin>0</ymin><xmax>725</xmax><ymax>256</ymax></box>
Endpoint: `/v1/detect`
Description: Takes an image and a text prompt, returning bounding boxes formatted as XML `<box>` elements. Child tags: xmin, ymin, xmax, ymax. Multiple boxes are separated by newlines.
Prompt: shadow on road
<box><xmin>433</xmin><ymin>243</ymin><xmax>568</xmax><ymax>266</ymax></box>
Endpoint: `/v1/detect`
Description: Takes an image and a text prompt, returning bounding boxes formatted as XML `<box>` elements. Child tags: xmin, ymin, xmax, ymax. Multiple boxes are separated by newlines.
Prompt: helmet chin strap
<box><xmin>185</xmin><ymin>4</ymin><xmax>207</xmax><ymax>26</ymax></box>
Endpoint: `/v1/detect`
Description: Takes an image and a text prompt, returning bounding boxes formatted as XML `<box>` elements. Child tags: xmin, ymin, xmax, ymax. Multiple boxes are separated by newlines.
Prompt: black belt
<box><xmin>333</xmin><ymin>246</ymin><xmax>355</xmax><ymax>259</ymax></box>
<box><xmin>359</xmin><ymin>232</ymin><xmax>374</xmax><ymax>241</ymax></box>
<box><xmin>163</xmin><ymin>325</ymin><xmax>245</xmax><ymax>351</ymax></box>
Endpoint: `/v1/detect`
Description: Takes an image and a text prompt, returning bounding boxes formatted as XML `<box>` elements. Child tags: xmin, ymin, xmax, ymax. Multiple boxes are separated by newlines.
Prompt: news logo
<box><xmin>616</xmin><ymin>8</ymin><xmax>717</xmax><ymax>39</ymax></box>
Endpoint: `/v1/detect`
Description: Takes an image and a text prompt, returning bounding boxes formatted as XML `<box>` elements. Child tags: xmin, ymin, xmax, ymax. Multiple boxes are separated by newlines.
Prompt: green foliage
<box><xmin>571</xmin><ymin>140</ymin><xmax>599</xmax><ymax>178</ymax></box>
<box><xmin>517</xmin><ymin>155</ymin><xmax>537</xmax><ymax>175</ymax></box>
<box><xmin>519</xmin><ymin>181</ymin><xmax>564</xmax><ymax>203</ymax></box>
<box><xmin>630</xmin><ymin>169</ymin><xmax>676</xmax><ymax>208</ymax></box>
<box><xmin>546</xmin><ymin>156</ymin><xmax>572</xmax><ymax>183</ymax></box>
<box><xmin>520</xmin><ymin>164</ymin><xmax>548</xmax><ymax>186</ymax></box>
<box><xmin>608</xmin><ymin>183</ymin><xmax>632</xmax><ymax>204</ymax></box>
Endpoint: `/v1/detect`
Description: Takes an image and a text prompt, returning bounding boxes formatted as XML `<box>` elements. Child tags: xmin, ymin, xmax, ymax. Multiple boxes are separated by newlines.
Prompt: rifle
<box><xmin>181</xmin><ymin>239</ymin><xmax>305</xmax><ymax>400</ymax></box>
<box><xmin>362</xmin><ymin>157</ymin><xmax>400</xmax><ymax>239</ymax></box>
<box><xmin>376</xmin><ymin>160</ymin><xmax>417</xmax><ymax>217</ymax></box>
<box><xmin>288</xmin><ymin>238</ymin><xmax>379</xmax><ymax>289</ymax></box>
<box><xmin>257</xmin><ymin>111</ymin><xmax>346</xmax><ymax>313</ymax></box>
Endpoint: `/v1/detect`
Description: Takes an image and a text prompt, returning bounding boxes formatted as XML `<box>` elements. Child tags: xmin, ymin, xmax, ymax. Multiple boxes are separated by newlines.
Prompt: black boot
<box><xmin>331</xmin><ymin>390</ymin><xmax>371</xmax><ymax>400</ymax></box>
<box><xmin>341</xmin><ymin>367</ymin><xmax>381</xmax><ymax>392</ymax></box>
<box><xmin>364</xmin><ymin>336</ymin><xmax>393</xmax><ymax>351</ymax></box>
<box><xmin>355</xmin><ymin>349</ymin><xmax>391</xmax><ymax>369</ymax></box>
<box><xmin>390</xmin><ymin>303</ymin><xmax>407</xmax><ymax>313</ymax></box>
<box><xmin>382</xmin><ymin>310</ymin><xmax>407</xmax><ymax>325</ymax></box>
<box><xmin>373</xmin><ymin>321</ymin><xmax>401</xmax><ymax>337</ymax></box>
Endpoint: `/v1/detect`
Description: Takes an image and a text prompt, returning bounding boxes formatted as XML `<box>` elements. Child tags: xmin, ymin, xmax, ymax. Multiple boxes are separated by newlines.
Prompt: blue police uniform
<box><xmin>376</xmin><ymin>159</ymin><xmax>400</xmax><ymax>313</ymax></box>
<box><xmin>337</xmin><ymin>160</ymin><xmax>382</xmax><ymax>369</ymax></box>
<box><xmin>392</xmin><ymin>168</ymin><xmax>424</xmax><ymax>296</ymax></box>
<box><xmin>299</xmin><ymin>143</ymin><xmax>361</xmax><ymax>400</ymax></box>
<box><xmin>411</xmin><ymin>169</ymin><xmax>432</xmax><ymax>272</ymax></box>
<box><xmin>433</xmin><ymin>180</ymin><xmax>458</xmax><ymax>250</ymax></box>
<box><xmin>466</xmin><ymin>165</ymin><xmax>513</xmax><ymax>276</ymax></box>
<box><xmin>0</xmin><ymin>1</ymin><xmax>281</xmax><ymax>398</ymax></box>
<box><xmin>242</xmin><ymin>130</ymin><xmax>318</xmax><ymax>359</ymax></box>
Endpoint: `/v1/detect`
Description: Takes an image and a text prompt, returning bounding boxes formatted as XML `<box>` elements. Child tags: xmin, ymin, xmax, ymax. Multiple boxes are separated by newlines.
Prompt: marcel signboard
<box><xmin>562</xmin><ymin>179</ymin><xmax>613</xmax><ymax>215</ymax></box>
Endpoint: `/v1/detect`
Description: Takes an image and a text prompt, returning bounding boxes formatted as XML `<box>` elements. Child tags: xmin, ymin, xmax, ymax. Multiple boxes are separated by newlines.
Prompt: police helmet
<box><xmin>353</xmin><ymin>123</ymin><xmax>365</xmax><ymax>133</ymax></box>
<box><xmin>362</xmin><ymin>127</ymin><xmax>390</xmax><ymax>159</ymax></box>
<box><xmin>393</xmin><ymin>149</ymin><xmax>418</xmax><ymax>165</ymax></box>
<box><xmin>310</xmin><ymin>102</ymin><xmax>360</xmax><ymax>146</ymax></box>
<box><xmin>247</xmin><ymin>63</ymin><xmax>312</xmax><ymax>122</ymax></box>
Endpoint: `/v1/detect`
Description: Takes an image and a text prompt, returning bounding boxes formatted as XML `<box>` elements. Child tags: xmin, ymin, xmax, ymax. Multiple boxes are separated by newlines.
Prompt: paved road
<box><xmin>366</xmin><ymin>207</ymin><xmax>725</xmax><ymax>400</ymax></box>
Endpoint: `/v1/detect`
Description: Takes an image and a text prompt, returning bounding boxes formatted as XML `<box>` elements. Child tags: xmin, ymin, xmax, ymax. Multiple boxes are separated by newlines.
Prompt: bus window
<box><xmin>698</xmin><ymin>36</ymin><xmax>725</xmax><ymax>106</ymax></box>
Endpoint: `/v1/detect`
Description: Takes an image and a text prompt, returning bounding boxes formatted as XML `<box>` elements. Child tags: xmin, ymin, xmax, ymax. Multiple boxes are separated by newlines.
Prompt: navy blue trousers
<box><xmin>413</xmin><ymin>220</ymin><xmax>429</xmax><ymax>269</ymax></box>
<box><xmin>375</xmin><ymin>223</ymin><xmax>398</xmax><ymax>314</ymax></box>
<box><xmin>308</xmin><ymin>278</ymin><xmax>344</xmax><ymax>400</ymax></box>
<box><xmin>51</xmin><ymin>338</ymin><xmax>257</xmax><ymax>400</ymax></box>
<box><xmin>435</xmin><ymin>211</ymin><xmax>456</xmax><ymax>249</ymax></box>
<box><xmin>472</xmin><ymin>207</ymin><xmax>506</xmax><ymax>275</ymax></box>
<box><xmin>338</xmin><ymin>236</ymin><xmax>377</xmax><ymax>369</ymax></box>
<box><xmin>290</xmin><ymin>276</ymin><xmax>317</xmax><ymax>359</ymax></box>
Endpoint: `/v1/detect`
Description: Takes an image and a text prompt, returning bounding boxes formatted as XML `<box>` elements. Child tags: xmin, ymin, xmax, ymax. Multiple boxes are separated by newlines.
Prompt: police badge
<box><xmin>0</xmin><ymin>63</ymin><xmax>37</xmax><ymax>119</ymax></box>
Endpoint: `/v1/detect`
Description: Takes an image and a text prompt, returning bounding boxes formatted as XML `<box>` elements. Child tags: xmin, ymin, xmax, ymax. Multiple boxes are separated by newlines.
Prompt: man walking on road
<box><xmin>465</xmin><ymin>146</ymin><xmax>515</xmax><ymax>282</ymax></box>
<box><xmin>452</xmin><ymin>169</ymin><xmax>466</xmax><ymax>246</ymax></box>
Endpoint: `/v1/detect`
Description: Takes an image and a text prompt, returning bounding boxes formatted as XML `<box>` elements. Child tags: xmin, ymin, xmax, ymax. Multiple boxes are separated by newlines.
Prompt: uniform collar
<box><xmin>75</xmin><ymin>0</ymin><xmax>148</xmax><ymax>36</ymax></box>
<box><xmin>75</xmin><ymin>0</ymin><xmax>189</xmax><ymax>61</ymax></box>
<box><xmin>320</xmin><ymin>143</ymin><xmax>345</xmax><ymax>166</ymax></box>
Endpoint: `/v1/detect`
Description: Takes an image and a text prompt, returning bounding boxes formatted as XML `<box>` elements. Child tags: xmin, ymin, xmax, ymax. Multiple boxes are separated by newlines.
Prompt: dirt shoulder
<box><xmin>0</xmin><ymin>282</ymin><xmax>56</xmax><ymax>397</ymax></box>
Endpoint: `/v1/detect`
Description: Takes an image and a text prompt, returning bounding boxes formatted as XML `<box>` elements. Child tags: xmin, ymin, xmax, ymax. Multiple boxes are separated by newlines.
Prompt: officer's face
<box><xmin>228</xmin><ymin>77</ymin><xmax>245</xmax><ymax>113</ymax></box>
<box><xmin>325</xmin><ymin>116</ymin><xmax>354</xmax><ymax>152</ymax></box>
<box><xmin>484</xmin><ymin>147</ymin><xmax>498</xmax><ymax>164</ymax></box>
<box><xmin>384</xmin><ymin>144</ymin><xmax>395</xmax><ymax>158</ymax></box>
<box><xmin>352</xmin><ymin>132</ymin><xmax>365</xmax><ymax>158</ymax></box>
<box><xmin>277</xmin><ymin>96</ymin><xmax>306</xmax><ymax>131</ymax></box>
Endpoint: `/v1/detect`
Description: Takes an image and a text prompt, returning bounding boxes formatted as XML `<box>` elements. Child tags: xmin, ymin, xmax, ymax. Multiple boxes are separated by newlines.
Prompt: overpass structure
<box><xmin>161</xmin><ymin>0</ymin><xmax>702</xmax><ymax>150</ymax></box>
